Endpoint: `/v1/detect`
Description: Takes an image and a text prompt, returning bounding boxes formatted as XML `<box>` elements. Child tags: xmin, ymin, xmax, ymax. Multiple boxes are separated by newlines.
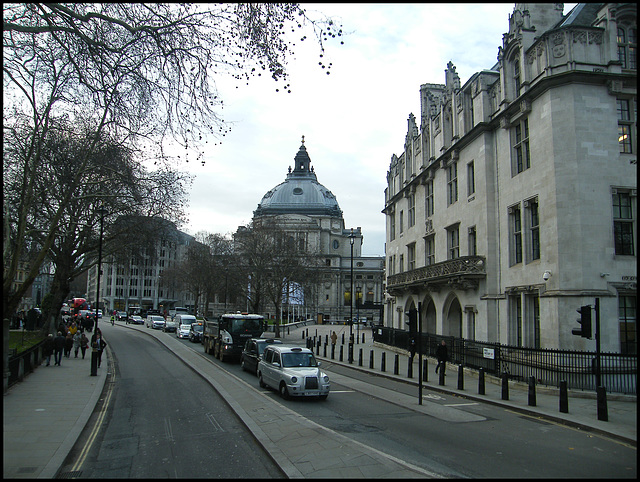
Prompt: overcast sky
<box><xmin>182</xmin><ymin>3</ymin><xmax>576</xmax><ymax>256</ymax></box>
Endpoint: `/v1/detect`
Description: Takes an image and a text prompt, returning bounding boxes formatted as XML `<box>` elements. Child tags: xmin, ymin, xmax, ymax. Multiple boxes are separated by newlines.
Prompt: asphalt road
<box><xmin>58</xmin><ymin>327</ymin><xmax>284</xmax><ymax>478</ymax></box>
<box><xmin>61</xmin><ymin>326</ymin><xmax>636</xmax><ymax>478</ymax></box>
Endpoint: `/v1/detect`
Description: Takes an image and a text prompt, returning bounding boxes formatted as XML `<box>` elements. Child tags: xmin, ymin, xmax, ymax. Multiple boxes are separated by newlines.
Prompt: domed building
<box><xmin>249</xmin><ymin>138</ymin><xmax>385</xmax><ymax>325</ymax></box>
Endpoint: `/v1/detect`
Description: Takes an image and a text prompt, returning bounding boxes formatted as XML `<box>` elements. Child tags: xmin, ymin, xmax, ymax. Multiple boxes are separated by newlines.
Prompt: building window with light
<box><xmin>617</xmin><ymin>98</ymin><xmax>634</xmax><ymax>154</ymax></box>
<box><xmin>617</xmin><ymin>25</ymin><xmax>637</xmax><ymax>70</ymax></box>
<box><xmin>447</xmin><ymin>162</ymin><xmax>458</xmax><ymax>206</ymax></box>
<box><xmin>613</xmin><ymin>190</ymin><xmax>635</xmax><ymax>256</ymax></box>
<box><xmin>512</xmin><ymin>118</ymin><xmax>530</xmax><ymax>175</ymax></box>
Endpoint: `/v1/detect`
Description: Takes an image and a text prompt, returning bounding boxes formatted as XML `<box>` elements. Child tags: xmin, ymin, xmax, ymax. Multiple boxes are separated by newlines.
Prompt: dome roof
<box><xmin>254</xmin><ymin>141</ymin><xmax>343</xmax><ymax>218</ymax></box>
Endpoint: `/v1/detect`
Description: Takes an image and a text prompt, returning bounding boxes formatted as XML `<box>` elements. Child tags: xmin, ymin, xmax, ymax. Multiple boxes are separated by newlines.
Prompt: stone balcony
<box><xmin>386</xmin><ymin>256</ymin><xmax>486</xmax><ymax>294</ymax></box>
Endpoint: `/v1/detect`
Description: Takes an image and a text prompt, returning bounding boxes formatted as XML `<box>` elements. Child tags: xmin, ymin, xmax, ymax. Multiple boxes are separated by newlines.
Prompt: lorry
<box><xmin>203</xmin><ymin>313</ymin><xmax>265</xmax><ymax>362</ymax></box>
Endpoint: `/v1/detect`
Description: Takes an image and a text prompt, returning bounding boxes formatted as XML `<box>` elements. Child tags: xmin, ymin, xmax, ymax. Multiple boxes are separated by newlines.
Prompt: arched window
<box><xmin>617</xmin><ymin>25</ymin><xmax>637</xmax><ymax>70</ymax></box>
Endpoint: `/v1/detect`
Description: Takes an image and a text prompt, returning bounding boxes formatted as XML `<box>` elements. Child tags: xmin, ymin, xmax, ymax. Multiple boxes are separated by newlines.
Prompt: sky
<box><xmin>182</xmin><ymin>3</ymin><xmax>576</xmax><ymax>257</ymax></box>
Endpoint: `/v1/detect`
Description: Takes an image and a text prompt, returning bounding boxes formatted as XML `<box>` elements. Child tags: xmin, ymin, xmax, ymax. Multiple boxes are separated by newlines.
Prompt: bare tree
<box><xmin>3</xmin><ymin>3</ymin><xmax>343</xmax><ymax>320</ymax></box>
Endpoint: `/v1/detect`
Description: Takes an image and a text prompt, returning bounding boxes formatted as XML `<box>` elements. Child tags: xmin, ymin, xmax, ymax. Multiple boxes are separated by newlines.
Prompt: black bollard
<box><xmin>438</xmin><ymin>365</ymin><xmax>445</xmax><ymax>386</ymax></box>
<box><xmin>316</xmin><ymin>341</ymin><xmax>320</xmax><ymax>356</ymax></box>
<box><xmin>559</xmin><ymin>380</ymin><xmax>568</xmax><ymax>413</ymax></box>
<box><xmin>394</xmin><ymin>354</ymin><xmax>399</xmax><ymax>375</ymax></box>
<box><xmin>339</xmin><ymin>345</ymin><xmax>344</xmax><ymax>362</ymax></box>
<box><xmin>423</xmin><ymin>359</ymin><xmax>429</xmax><ymax>383</ymax></box>
<box><xmin>381</xmin><ymin>352</ymin><xmax>386</xmax><ymax>372</ymax></box>
<box><xmin>408</xmin><ymin>356</ymin><xmax>413</xmax><ymax>378</ymax></box>
<box><xmin>501</xmin><ymin>372</ymin><xmax>509</xmax><ymax>400</ymax></box>
<box><xmin>457</xmin><ymin>365</ymin><xmax>464</xmax><ymax>390</ymax></box>
<box><xmin>369</xmin><ymin>350</ymin><xmax>374</xmax><ymax>369</ymax></box>
<box><xmin>358</xmin><ymin>348</ymin><xmax>363</xmax><ymax>366</ymax></box>
<box><xmin>90</xmin><ymin>349</ymin><xmax>98</xmax><ymax>376</ymax></box>
<box><xmin>302</xmin><ymin>330</ymin><xmax>305</xmax><ymax>340</ymax></box>
<box><xmin>348</xmin><ymin>343</ymin><xmax>353</xmax><ymax>364</ymax></box>
<box><xmin>323</xmin><ymin>343</ymin><xmax>327</xmax><ymax>357</ymax></box>
<box><xmin>331</xmin><ymin>344</ymin><xmax>335</xmax><ymax>359</ymax></box>
<box><xmin>528</xmin><ymin>376</ymin><xmax>537</xmax><ymax>406</ymax></box>
<box><xmin>362</xmin><ymin>333</ymin><xmax>365</xmax><ymax>344</ymax></box>
<box><xmin>478</xmin><ymin>368</ymin><xmax>485</xmax><ymax>395</ymax></box>
<box><xmin>596</xmin><ymin>386</ymin><xmax>608</xmax><ymax>421</ymax></box>
<box><xmin>342</xmin><ymin>333</ymin><xmax>345</xmax><ymax>344</ymax></box>
<box><xmin>325</xmin><ymin>334</ymin><xmax>328</xmax><ymax>345</ymax></box>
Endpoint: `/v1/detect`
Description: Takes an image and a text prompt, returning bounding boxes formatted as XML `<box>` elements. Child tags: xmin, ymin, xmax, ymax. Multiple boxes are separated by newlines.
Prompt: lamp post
<box><xmin>348</xmin><ymin>228</ymin><xmax>355</xmax><ymax>363</ymax></box>
<box><xmin>91</xmin><ymin>205</ymin><xmax>106</xmax><ymax>377</ymax></box>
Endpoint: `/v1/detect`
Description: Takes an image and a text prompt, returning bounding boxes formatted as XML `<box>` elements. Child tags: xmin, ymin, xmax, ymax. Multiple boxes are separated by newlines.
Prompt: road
<box><xmin>58</xmin><ymin>326</ymin><xmax>284</xmax><ymax>478</ymax></box>
<box><xmin>61</xmin><ymin>324</ymin><xmax>636</xmax><ymax>478</ymax></box>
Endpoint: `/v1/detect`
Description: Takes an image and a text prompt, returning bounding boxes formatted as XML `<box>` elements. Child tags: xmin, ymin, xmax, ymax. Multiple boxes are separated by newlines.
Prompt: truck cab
<box><xmin>203</xmin><ymin>313</ymin><xmax>265</xmax><ymax>362</ymax></box>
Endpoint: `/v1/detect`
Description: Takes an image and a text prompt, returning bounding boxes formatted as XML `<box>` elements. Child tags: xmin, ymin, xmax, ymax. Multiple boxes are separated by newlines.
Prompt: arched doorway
<box><xmin>422</xmin><ymin>297</ymin><xmax>436</xmax><ymax>334</ymax></box>
<box><xmin>444</xmin><ymin>294</ymin><xmax>462</xmax><ymax>338</ymax></box>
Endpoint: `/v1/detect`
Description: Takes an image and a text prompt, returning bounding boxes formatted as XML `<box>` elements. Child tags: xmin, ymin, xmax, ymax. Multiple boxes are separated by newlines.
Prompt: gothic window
<box><xmin>447</xmin><ymin>162</ymin><xmax>458</xmax><ymax>206</ymax></box>
<box><xmin>511</xmin><ymin>118</ymin><xmax>530</xmax><ymax>175</ymax></box>
<box><xmin>408</xmin><ymin>193</ymin><xmax>415</xmax><ymax>228</ymax></box>
<box><xmin>425</xmin><ymin>180</ymin><xmax>434</xmax><ymax>217</ymax></box>
<box><xmin>525</xmin><ymin>198</ymin><xmax>540</xmax><ymax>262</ymax></box>
<box><xmin>509</xmin><ymin>204</ymin><xmax>523</xmax><ymax>265</ymax></box>
<box><xmin>467</xmin><ymin>161</ymin><xmax>475</xmax><ymax>197</ymax></box>
<box><xmin>514</xmin><ymin>55</ymin><xmax>522</xmax><ymax>97</ymax></box>
<box><xmin>617</xmin><ymin>25</ymin><xmax>637</xmax><ymax>70</ymax></box>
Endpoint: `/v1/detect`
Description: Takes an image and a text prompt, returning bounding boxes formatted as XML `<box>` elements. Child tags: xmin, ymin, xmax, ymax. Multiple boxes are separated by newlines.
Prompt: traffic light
<box><xmin>405</xmin><ymin>309</ymin><xmax>417</xmax><ymax>334</ymax></box>
<box><xmin>572</xmin><ymin>305</ymin><xmax>592</xmax><ymax>339</ymax></box>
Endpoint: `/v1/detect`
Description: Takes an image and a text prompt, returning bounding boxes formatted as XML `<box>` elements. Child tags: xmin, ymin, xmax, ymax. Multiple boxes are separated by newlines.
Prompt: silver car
<box><xmin>258</xmin><ymin>346</ymin><xmax>330</xmax><ymax>400</ymax></box>
<box><xmin>176</xmin><ymin>323</ymin><xmax>191</xmax><ymax>339</ymax></box>
<box><xmin>147</xmin><ymin>315</ymin><xmax>166</xmax><ymax>330</ymax></box>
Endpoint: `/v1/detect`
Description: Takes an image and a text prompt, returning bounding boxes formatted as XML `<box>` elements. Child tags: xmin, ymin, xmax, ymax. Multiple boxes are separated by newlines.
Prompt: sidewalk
<box><xmin>3</xmin><ymin>321</ymin><xmax>636</xmax><ymax>479</ymax></box>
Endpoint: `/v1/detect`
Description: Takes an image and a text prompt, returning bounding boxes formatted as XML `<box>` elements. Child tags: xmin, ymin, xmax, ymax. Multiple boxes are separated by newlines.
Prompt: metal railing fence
<box><xmin>373</xmin><ymin>326</ymin><xmax>637</xmax><ymax>395</ymax></box>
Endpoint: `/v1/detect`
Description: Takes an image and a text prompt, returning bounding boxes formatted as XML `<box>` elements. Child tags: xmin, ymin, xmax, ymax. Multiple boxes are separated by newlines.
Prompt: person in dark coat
<box><xmin>91</xmin><ymin>328</ymin><xmax>107</xmax><ymax>367</ymax></box>
<box><xmin>80</xmin><ymin>332</ymin><xmax>89</xmax><ymax>359</ymax></box>
<box><xmin>435</xmin><ymin>340</ymin><xmax>448</xmax><ymax>374</ymax></box>
<box><xmin>53</xmin><ymin>331</ymin><xmax>66</xmax><ymax>366</ymax></box>
<box><xmin>43</xmin><ymin>334</ymin><xmax>54</xmax><ymax>366</ymax></box>
<box><xmin>64</xmin><ymin>332</ymin><xmax>73</xmax><ymax>358</ymax></box>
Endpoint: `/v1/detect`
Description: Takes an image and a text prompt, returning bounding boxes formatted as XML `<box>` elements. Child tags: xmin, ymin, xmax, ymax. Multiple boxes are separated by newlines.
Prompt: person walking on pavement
<box><xmin>435</xmin><ymin>340</ymin><xmax>448</xmax><ymax>375</ymax></box>
<box><xmin>73</xmin><ymin>330</ymin><xmax>82</xmax><ymax>358</ymax></box>
<box><xmin>53</xmin><ymin>331</ymin><xmax>65</xmax><ymax>366</ymax></box>
<box><xmin>80</xmin><ymin>332</ymin><xmax>89</xmax><ymax>359</ymax></box>
<box><xmin>91</xmin><ymin>328</ymin><xmax>107</xmax><ymax>367</ymax></box>
<box><xmin>64</xmin><ymin>332</ymin><xmax>73</xmax><ymax>358</ymax></box>
<box><xmin>330</xmin><ymin>331</ymin><xmax>337</xmax><ymax>347</ymax></box>
<box><xmin>43</xmin><ymin>334</ymin><xmax>54</xmax><ymax>366</ymax></box>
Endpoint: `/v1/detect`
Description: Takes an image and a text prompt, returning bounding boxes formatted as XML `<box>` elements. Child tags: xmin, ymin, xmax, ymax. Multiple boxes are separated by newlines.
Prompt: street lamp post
<box><xmin>91</xmin><ymin>206</ymin><xmax>106</xmax><ymax>377</ymax></box>
<box><xmin>349</xmin><ymin>228</ymin><xmax>355</xmax><ymax>363</ymax></box>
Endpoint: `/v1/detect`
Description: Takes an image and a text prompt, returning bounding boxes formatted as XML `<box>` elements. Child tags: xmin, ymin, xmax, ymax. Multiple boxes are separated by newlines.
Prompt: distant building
<box><xmin>384</xmin><ymin>3</ymin><xmax>636</xmax><ymax>352</ymax></box>
<box><xmin>246</xmin><ymin>138</ymin><xmax>385</xmax><ymax>324</ymax></box>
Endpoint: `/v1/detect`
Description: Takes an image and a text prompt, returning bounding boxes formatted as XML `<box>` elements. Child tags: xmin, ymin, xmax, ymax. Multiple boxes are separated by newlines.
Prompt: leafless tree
<box><xmin>3</xmin><ymin>3</ymin><xmax>343</xmax><ymax>320</ymax></box>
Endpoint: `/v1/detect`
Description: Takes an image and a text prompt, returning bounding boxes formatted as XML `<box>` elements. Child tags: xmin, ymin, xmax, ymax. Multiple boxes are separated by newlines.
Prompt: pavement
<box><xmin>3</xmin><ymin>321</ymin><xmax>637</xmax><ymax>479</ymax></box>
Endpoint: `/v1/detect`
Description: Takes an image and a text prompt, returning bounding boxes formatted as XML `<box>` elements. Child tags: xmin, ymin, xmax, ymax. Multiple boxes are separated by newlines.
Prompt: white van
<box><xmin>170</xmin><ymin>307</ymin><xmax>189</xmax><ymax>320</ymax></box>
<box><xmin>175</xmin><ymin>314</ymin><xmax>197</xmax><ymax>339</ymax></box>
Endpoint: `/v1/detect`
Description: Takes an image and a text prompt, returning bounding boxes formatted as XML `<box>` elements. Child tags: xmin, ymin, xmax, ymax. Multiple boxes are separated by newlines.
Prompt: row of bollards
<box><xmin>303</xmin><ymin>332</ymin><xmax>609</xmax><ymax>422</ymax></box>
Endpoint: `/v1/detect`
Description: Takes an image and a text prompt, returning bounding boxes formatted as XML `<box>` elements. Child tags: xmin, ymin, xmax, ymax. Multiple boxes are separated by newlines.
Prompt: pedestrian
<box><xmin>73</xmin><ymin>330</ymin><xmax>82</xmax><ymax>358</ymax></box>
<box><xmin>43</xmin><ymin>334</ymin><xmax>54</xmax><ymax>366</ymax></box>
<box><xmin>57</xmin><ymin>321</ymin><xmax>67</xmax><ymax>336</ymax></box>
<box><xmin>53</xmin><ymin>331</ymin><xmax>65</xmax><ymax>366</ymax></box>
<box><xmin>68</xmin><ymin>321</ymin><xmax>78</xmax><ymax>336</ymax></box>
<box><xmin>91</xmin><ymin>328</ymin><xmax>107</xmax><ymax>368</ymax></box>
<box><xmin>80</xmin><ymin>332</ymin><xmax>89</xmax><ymax>359</ymax></box>
<box><xmin>435</xmin><ymin>340</ymin><xmax>448</xmax><ymax>375</ymax></box>
<box><xmin>330</xmin><ymin>331</ymin><xmax>337</xmax><ymax>347</ymax></box>
<box><xmin>64</xmin><ymin>332</ymin><xmax>73</xmax><ymax>358</ymax></box>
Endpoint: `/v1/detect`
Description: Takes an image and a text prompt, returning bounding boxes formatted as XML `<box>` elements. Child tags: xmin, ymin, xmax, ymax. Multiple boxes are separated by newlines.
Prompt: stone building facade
<box><xmin>251</xmin><ymin>139</ymin><xmax>385</xmax><ymax>324</ymax></box>
<box><xmin>384</xmin><ymin>3</ymin><xmax>636</xmax><ymax>352</ymax></box>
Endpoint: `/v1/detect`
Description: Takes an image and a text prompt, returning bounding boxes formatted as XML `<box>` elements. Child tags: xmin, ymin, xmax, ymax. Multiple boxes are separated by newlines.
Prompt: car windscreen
<box><xmin>192</xmin><ymin>325</ymin><xmax>203</xmax><ymax>332</ymax></box>
<box><xmin>281</xmin><ymin>352</ymin><xmax>317</xmax><ymax>368</ymax></box>
<box><xmin>152</xmin><ymin>316</ymin><xmax>164</xmax><ymax>321</ymax></box>
<box><xmin>230</xmin><ymin>318</ymin><xmax>263</xmax><ymax>333</ymax></box>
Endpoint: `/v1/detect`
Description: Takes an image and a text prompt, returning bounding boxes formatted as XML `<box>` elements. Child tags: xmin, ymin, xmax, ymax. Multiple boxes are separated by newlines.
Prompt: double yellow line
<box><xmin>70</xmin><ymin>348</ymin><xmax>116</xmax><ymax>473</ymax></box>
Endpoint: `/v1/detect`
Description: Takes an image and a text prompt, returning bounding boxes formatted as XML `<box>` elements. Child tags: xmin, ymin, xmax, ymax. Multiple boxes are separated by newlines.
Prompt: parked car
<box><xmin>130</xmin><ymin>315</ymin><xmax>144</xmax><ymax>325</ymax></box>
<box><xmin>241</xmin><ymin>338</ymin><xmax>283</xmax><ymax>375</ymax></box>
<box><xmin>258</xmin><ymin>346</ymin><xmax>330</xmax><ymax>400</ymax></box>
<box><xmin>163</xmin><ymin>317</ymin><xmax>178</xmax><ymax>333</ymax></box>
<box><xmin>176</xmin><ymin>323</ymin><xmax>191</xmax><ymax>339</ymax></box>
<box><xmin>188</xmin><ymin>323</ymin><xmax>204</xmax><ymax>343</ymax></box>
<box><xmin>147</xmin><ymin>315</ymin><xmax>166</xmax><ymax>330</ymax></box>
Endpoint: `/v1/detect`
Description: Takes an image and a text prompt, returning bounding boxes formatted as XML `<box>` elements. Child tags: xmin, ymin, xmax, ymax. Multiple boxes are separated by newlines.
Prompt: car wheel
<box><xmin>279</xmin><ymin>382</ymin><xmax>290</xmax><ymax>400</ymax></box>
<box><xmin>318</xmin><ymin>394</ymin><xmax>328</xmax><ymax>401</ymax></box>
<box><xmin>259</xmin><ymin>373</ymin><xmax>266</xmax><ymax>388</ymax></box>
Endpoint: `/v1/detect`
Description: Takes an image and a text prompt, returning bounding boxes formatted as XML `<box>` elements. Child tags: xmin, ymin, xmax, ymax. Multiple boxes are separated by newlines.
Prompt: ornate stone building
<box><xmin>384</xmin><ymin>3</ymin><xmax>636</xmax><ymax>352</ymax></box>
<box><xmin>251</xmin><ymin>139</ymin><xmax>385</xmax><ymax>324</ymax></box>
